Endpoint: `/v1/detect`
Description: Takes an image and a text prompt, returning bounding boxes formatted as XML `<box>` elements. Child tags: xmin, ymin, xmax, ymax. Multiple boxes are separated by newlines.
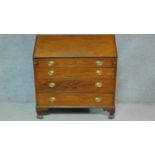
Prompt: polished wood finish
<box><xmin>34</xmin><ymin>58</ymin><xmax>117</xmax><ymax>68</ymax></box>
<box><xmin>36</xmin><ymin>78</ymin><xmax>115</xmax><ymax>93</ymax></box>
<box><xmin>34</xmin><ymin>35</ymin><xmax>117</xmax><ymax>58</ymax></box>
<box><xmin>35</xmin><ymin>67</ymin><xmax>115</xmax><ymax>79</ymax></box>
<box><xmin>33</xmin><ymin>35</ymin><xmax>117</xmax><ymax>119</ymax></box>
<box><xmin>37</xmin><ymin>93</ymin><xmax>114</xmax><ymax>107</ymax></box>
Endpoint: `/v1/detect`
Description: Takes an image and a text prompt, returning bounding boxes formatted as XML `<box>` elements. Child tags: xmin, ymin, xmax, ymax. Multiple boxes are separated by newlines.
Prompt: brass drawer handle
<box><xmin>96</xmin><ymin>70</ymin><xmax>103</xmax><ymax>75</ymax></box>
<box><xmin>95</xmin><ymin>82</ymin><xmax>103</xmax><ymax>88</ymax></box>
<box><xmin>48</xmin><ymin>70</ymin><xmax>55</xmax><ymax>76</ymax></box>
<box><xmin>48</xmin><ymin>61</ymin><xmax>55</xmax><ymax>66</ymax></box>
<box><xmin>95</xmin><ymin>97</ymin><xmax>102</xmax><ymax>103</ymax></box>
<box><xmin>49</xmin><ymin>97</ymin><xmax>56</xmax><ymax>102</ymax></box>
<box><xmin>48</xmin><ymin>82</ymin><xmax>56</xmax><ymax>88</ymax></box>
<box><xmin>96</xmin><ymin>60</ymin><xmax>103</xmax><ymax>66</ymax></box>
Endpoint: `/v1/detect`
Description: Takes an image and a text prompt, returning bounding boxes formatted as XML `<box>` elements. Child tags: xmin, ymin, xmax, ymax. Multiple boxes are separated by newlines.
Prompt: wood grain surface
<box><xmin>33</xmin><ymin>35</ymin><xmax>117</xmax><ymax>118</ymax></box>
<box><xmin>37</xmin><ymin>93</ymin><xmax>114</xmax><ymax>107</ymax></box>
<box><xmin>35</xmin><ymin>67</ymin><xmax>116</xmax><ymax>79</ymax></box>
<box><xmin>34</xmin><ymin>58</ymin><xmax>117</xmax><ymax>68</ymax></box>
<box><xmin>34</xmin><ymin>35</ymin><xmax>117</xmax><ymax>58</ymax></box>
<box><xmin>36</xmin><ymin>78</ymin><xmax>115</xmax><ymax>93</ymax></box>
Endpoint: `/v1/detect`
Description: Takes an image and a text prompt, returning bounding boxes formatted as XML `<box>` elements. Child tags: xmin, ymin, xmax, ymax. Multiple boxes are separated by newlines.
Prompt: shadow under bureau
<box><xmin>33</xmin><ymin>35</ymin><xmax>117</xmax><ymax>119</ymax></box>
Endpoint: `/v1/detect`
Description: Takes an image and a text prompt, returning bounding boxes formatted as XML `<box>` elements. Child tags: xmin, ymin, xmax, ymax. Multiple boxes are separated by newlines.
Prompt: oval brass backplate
<box><xmin>95</xmin><ymin>82</ymin><xmax>103</xmax><ymax>88</ymax></box>
<box><xmin>48</xmin><ymin>83</ymin><xmax>56</xmax><ymax>88</ymax></box>
<box><xmin>94</xmin><ymin>97</ymin><xmax>102</xmax><ymax>103</ymax></box>
<box><xmin>48</xmin><ymin>61</ymin><xmax>55</xmax><ymax>66</ymax></box>
<box><xmin>49</xmin><ymin>97</ymin><xmax>56</xmax><ymax>102</ymax></box>
<box><xmin>96</xmin><ymin>70</ymin><xmax>103</xmax><ymax>75</ymax></box>
<box><xmin>96</xmin><ymin>60</ymin><xmax>103</xmax><ymax>66</ymax></box>
<box><xmin>48</xmin><ymin>70</ymin><xmax>55</xmax><ymax>76</ymax></box>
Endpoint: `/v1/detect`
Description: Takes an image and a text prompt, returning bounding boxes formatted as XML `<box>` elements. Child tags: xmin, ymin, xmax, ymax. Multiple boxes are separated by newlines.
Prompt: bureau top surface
<box><xmin>34</xmin><ymin>35</ymin><xmax>117</xmax><ymax>58</ymax></box>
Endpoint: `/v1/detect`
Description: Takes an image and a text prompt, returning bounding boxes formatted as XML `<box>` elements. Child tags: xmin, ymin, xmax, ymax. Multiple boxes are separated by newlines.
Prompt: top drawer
<box><xmin>34</xmin><ymin>58</ymin><xmax>117</xmax><ymax>68</ymax></box>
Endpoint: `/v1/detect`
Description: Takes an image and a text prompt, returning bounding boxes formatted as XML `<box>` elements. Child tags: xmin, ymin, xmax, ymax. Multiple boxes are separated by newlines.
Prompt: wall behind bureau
<box><xmin>0</xmin><ymin>35</ymin><xmax>36</xmax><ymax>103</ymax></box>
<box><xmin>0</xmin><ymin>34</ymin><xmax>155</xmax><ymax>104</ymax></box>
<box><xmin>116</xmin><ymin>34</ymin><xmax>155</xmax><ymax>104</ymax></box>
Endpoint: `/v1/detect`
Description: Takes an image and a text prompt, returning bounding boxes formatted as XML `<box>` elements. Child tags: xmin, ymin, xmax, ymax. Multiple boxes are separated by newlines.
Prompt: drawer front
<box><xmin>35</xmin><ymin>68</ymin><xmax>115</xmax><ymax>79</ymax></box>
<box><xmin>36</xmin><ymin>78</ymin><xmax>115</xmax><ymax>93</ymax></box>
<box><xmin>37</xmin><ymin>93</ymin><xmax>114</xmax><ymax>107</ymax></box>
<box><xmin>34</xmin><ymin>58</ymin><xmax>116</xmax><ymax>68</ymax></box>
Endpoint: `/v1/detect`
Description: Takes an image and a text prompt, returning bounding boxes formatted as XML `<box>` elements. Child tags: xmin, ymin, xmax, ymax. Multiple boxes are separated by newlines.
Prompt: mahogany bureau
<box><xmin>33</xmin><ymin>35</ymin><xmax>117</xmax><ymax>119</ymax></box>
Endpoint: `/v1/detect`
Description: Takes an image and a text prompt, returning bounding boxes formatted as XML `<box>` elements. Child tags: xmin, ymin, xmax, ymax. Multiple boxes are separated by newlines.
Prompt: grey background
<box><xmin>0</xmin><ymin>34</ymin><xmax>155</xmax><ymax>120</ymax></box>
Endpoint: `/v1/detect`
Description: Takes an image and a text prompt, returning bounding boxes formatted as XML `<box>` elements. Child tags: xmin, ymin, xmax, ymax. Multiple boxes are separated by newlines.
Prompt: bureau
<box><xmin>33</xmin><ymin>35</ymin><xmax>117</xmax><ymax>119</ymax></box>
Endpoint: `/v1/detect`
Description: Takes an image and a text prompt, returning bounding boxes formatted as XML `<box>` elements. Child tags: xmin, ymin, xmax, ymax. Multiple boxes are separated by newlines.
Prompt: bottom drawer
<box><xmin>37</xmin><ymin>93</ymin><xmax>114</xmax><ymax>107</ymax></box>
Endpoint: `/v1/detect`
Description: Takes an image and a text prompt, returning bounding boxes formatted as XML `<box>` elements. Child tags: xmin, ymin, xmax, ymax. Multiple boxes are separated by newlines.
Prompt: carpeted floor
<box><xmin>0</xmin><ymin>102</ymin><xmax>155</xmax><ymax>121</ymax></box>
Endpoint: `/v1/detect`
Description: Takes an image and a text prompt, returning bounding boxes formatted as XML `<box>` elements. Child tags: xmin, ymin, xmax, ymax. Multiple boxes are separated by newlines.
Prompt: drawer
<box><xmin>34</xmin><ymin>58</ymin><xmax>116</xmax><ymax>68</ymax></box>
<box><xmin>37</xmin><ymin>93</ymin><xmax>114</xmax><ymax>107</ymax></box>
<box><xmin>36</xmin><ymin>78</ymin><xmax>115</xmax><ymax>93</ymax></box>
<box><xmin>35</xmin><ymin>68</ymin><xmax>115</xmax><ymax>79</ymax></box>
